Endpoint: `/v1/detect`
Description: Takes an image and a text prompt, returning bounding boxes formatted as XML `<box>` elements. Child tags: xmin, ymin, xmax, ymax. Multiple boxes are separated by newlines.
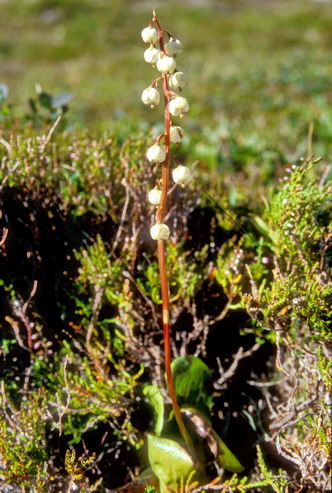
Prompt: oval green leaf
<box><xmin>182</xmin><ymin>408</ymin><xmax>244</xmax><ymax>473</ymax></box>
<box><xmin>213</xmin><ymin>428</ymin><xmax>244</xmax><ymax>472</ymax></box>
<box><xmin>143</xmin><ymin>385</ymin><xmax>164</xmax><ymax>436</ymax></box>
<box><xmin>171</xmin><ymin>356</ymin><xmax>212</xmax><ymax>412</ymax></box>
<box><xmin>147</xmin><ymin>434</ymin><xmax>196</xmax><ymax>493</ymax></box>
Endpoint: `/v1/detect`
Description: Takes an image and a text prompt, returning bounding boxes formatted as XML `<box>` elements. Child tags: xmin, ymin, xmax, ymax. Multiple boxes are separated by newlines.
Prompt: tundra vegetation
<box><xmin>0</xmin><ymin>1</ymin><xmax>331</xmax><ymax>492</ymax></box>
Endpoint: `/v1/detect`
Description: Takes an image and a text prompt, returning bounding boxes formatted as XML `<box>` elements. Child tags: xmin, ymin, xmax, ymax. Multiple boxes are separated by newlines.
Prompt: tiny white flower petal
<box><xmin>148</xmin><ymin>187</ymin><xmax>162</xmax><ymax>205</ymax></box>
<box><xmin>141</xmin><ymin>26</ymin><xmax>158</xmax><ymax>44</ymax></box>
<box><xmin>150</xmin><ymin>223</ymin><xmax>170</xmax><ymax>240</ymax></box>
<box><xmin>169</xmin><ymin>97</ymin><xmax>189</xmax><ymax>117</ymax></box>
<box><xmin>169</xmin><ymin>72</ymin><xmax>187</xmax><ymax>91</ymax></box>
<box><xmin>141</xmin><ymin>87</ymin><xmax>160</xmax><ymax>106</ymax></box>
<box><xmin>172</xmin><ymin>165</ymin><xmax>192</xmax><ymax>186</ymax></box>
<box><xmin>165</xmin><ymin>38</ymin><xmax>182</xmax><ymax>56</ymax></box>
<box><xmin>156</xmin><ymin>54</ymin><xmax>176</xmax><ymax>74</ymax></box>
<box><xmin>144</xmin><ymin>47</ymin><xmax>160</xmax><ymax>64</ymax></box>
<box><xmin>147</xmin><ymin>144</ymin><xmax>166</xmax><ymax>163</ymax></box>
<box><xmin>170</xmin><ymin>126</ymin><xmax>184</xmax><ymax>143</ymax></box>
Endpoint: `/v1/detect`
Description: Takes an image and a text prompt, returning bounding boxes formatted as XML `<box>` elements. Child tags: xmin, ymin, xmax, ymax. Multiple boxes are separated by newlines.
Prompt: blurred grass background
<box><xmin>1</xmin><ymin>0</ymin><xmax>332</xmax><ymax>167</ymax></box>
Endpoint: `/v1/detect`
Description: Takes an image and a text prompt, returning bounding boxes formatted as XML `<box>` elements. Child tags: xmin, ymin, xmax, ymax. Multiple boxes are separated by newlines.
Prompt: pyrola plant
<box><xmin>141</xmin><ymin>11</ymin><xmax>193</xmax><ymax>451</ymax></box>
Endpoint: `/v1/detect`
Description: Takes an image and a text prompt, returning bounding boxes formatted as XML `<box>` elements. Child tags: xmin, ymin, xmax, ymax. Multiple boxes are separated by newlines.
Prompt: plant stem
<box><xmin>153</xmin><ymin>18</ymin><xmax>194</xmax><ymax>454</ymax></box>
<box><xmin>157</xmin><ymin>240</ymin><xmax>193</xmax><ymax>453</ymax></box>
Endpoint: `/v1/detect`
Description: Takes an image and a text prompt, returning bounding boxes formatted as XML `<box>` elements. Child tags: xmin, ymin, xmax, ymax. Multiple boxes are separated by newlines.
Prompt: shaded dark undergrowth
<box><xmin>0</xmin><ymin>182</ymin><xmax>275</xmax><ymax>489</ymax></box>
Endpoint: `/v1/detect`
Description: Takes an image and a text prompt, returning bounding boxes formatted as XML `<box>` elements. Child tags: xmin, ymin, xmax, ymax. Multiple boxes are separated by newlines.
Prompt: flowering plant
<box><xmin>141</xmin><ymin>8</ymin><xmax>194</xmax><ymax>453</ymax></box>
<box><xmin>141</xmin><ymin>11</ymin><xmax>243</xmax><ymax>492</ymax></box>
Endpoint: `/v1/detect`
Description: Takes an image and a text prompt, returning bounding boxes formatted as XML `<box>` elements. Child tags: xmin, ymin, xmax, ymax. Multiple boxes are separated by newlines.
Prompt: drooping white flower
<box><xmin>141</xmin><ymin>87</ymin><xmax>160</xmax><ymax>106</ymax></box>
<box><xmin>170</xmin><ymin>126</ymin><xmax>184</xmax><ymax>143</ymax></box>
<box><xmin>165</xmin><ymin>38</ymin><xmax>182</xmax><ymax>56</ymax></box>
<box><xmin>156</xmin><ymin>54</ymin><xmax>176</xmax><ymax>74</ymax></box>
<box><xmin>148</xmin><ymin>187</ymin><xmax>162</xmax><ymax>205</ymax></box>
<box><xmin>150</xmin><ymin>223</ymin><xmax>170</xmax><ymax>240</ymax></box>
<box><xmin>147</xmin><ymin>144</ymin><xmax>166</xmax><ymax>163</ymax></box>
<box><xmin>169</xmin><ymin>96</ymin><xmax>189</xmax><ymax>117</ymax></box>
<box><xmin>169</xmin><ymin>72</ymin><xmax>187</xmax><ymax>91</ymax></box>
<box><xmin>141</xmin><ymin>26</ymin><xmax>158</xmax><ymax>44</ymax></box>
<box><xmin>144</xmin><ymin>47</ymin><xmax>160</xmax><ymax>64</ymax></box>
<box><xmin>172</xmin><ymin>165</ymin><xmax>192</xmax><ymax>186</ymax></box>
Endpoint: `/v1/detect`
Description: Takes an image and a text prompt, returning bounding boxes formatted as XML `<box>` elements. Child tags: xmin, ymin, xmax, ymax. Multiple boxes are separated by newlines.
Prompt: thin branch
<box><xmin>111</xmin><ymin>177</ymin><xmax>131</xmax><ymax>253</ymax></box>
<box><xmin>215</xmin><ymin>343</ymin><xmax>260</xmax><ymax>388</ymax></box>
<box><xmin>0</xmin><ymin>161</ymin><xmax>20</xmax><ymax>192</ymax></box>
<box><xmin>40</xmin><ymin>114</ymin><xmax>62</xmax><ymax>153</ymax></box>
<box><xmin>86</xmin><ymin>285</ymin><xmax>104</xmax><ymax>345</ymax></box>
<box><xmin>0</xmin><ymin>227</ymin><xmax>8</xmax><ymax>247</ymax></box>
<box><xmin>0</xmin><ymin>135</ymin><xmax>12</xmax><ymax>156</ymax></box>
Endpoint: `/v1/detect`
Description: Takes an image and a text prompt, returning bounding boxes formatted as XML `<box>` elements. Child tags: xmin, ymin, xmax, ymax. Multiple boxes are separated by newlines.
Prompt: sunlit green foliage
<box><xmin>215</xmin><ymin>161</ymin><xmax>331</xmax><ymax>490</ymax></box>
<box><xmin>137</xmin><ymin>243</ymin><xmax>209</xmax><ymax>304</ymax></box>
<box><xmin>48</xmin><ymin>341</ymin><xmax>143</xmax><ymax>444</ymax></box>
<box><xmin>0</xmin><ymin>390</ymin><xmax>48</xmax><ymax>489</ymax></box>
<box><xmin>242</xmin><ymin>162</ymin><xmax>332</xmax><ymax>344</ymax></box>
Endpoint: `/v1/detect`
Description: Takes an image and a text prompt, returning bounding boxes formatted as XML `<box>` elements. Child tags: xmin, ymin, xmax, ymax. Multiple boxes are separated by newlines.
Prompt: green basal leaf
<box><xmin>147</xmin><ymin>434</ymin><xmax>196</xmax><ymax>493</ymax></box>
<box><xmin>213</xmin><ymin>428</ymin><xmax>244</xmax><ymax>472</ymax></box>
<box><xmin>143</xmin><ymin>385</ymin><xmax>164</xmax><ymax>436</ymax></box>
<box><xmin>171</xmin><ymin>356</ymin><xmax>212</xmax><ymax>412</ymax></box>
<box><xmin>182</xmin><ymin>408</ymin><xmax>244</xmax><ymax>473</ymax></box>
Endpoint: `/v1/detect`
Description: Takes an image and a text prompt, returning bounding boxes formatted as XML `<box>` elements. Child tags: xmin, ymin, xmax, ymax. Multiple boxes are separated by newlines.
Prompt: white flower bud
<box><xmin>170</xmin><ymin>126</ymin><xmax>184</xmax><ymax>143</ymax></box>
<box><xmin>141</xmin><ymin>26</ymin><xmax>158</xmax><ymax>44</ymax></box>
<box><xmin>148</xmin><ymin>187</ymin><xmax>162</xmax><ymax>205</ymax></box>
<box><xmin>156</xmin><ymin>54</ymin><xmax>176</xmax><ymax>74</ymax></box>
<box><xmin>144</xmin><ymin>47</ymin><xmax>160</xmax><ymax>64</ymax></box>
<box><xmin>172</xmin><ymin>165</ymin><xmax>192</xmax><ymax>186</ymax></box>
<box><xmin>169</xmin><ymin>97</ymin><xmax>189</xmax><ymax>117</ymax></box>
<box><xmin>150</xmin><ymin>223</ymin><xmax>170</xmax><ymax>240</ymax></box>
<box><xmin>169</xmin><ymin>72</ymin><xmax>187</xmax><ymax>91</ymax></box>
<box><xmin>141</xmin><ymin>87</ymin><xmax>160</xmax><ymax>106</ymax></box>
<box><xmin>165</xmin><ymin>38</ymin><xmax>183</xmax><ymax>56</ymax></box>
<box><xmin>147</xmin><ymin>144</ymin><xmax>166</xmax><ymax>163</ymax></box>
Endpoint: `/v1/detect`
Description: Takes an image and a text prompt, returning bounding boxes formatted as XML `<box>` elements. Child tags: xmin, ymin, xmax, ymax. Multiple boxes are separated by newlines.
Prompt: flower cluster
<box><xmin>141</xmin><ymin>14</ymin><xmax>193</xmax><ymax>241</ymax></box>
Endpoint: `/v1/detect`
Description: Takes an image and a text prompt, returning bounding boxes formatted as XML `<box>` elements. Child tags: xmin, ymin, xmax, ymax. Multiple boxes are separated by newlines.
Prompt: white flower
<box><xmin>169</xmin><ymin>96</ymin><xmax>189</xmax><ymax>117</ymax></box>
<box><xmin>169</xmin><ymin>72</ymin><xmax>187</xmax><ymax>91</ymax></box>
<box><xmin>148</xmin><ymin>187</ymin><xmax>162</xmax><ymax>205</ymax></box>
<box><xmin>144</xmin><ymin>47</ymin><xmax>160</xmax><ymax>64</ymax></box>
<box><xmin>141</xmin><ymin>87</ymin><xmax>160</xmax><ymax>106</ymax></box>
<box><xmin>147</xmin><ymin>144</ymin><xmax>166</xmax><ymax>163</ymax></box>
<box><xmin>170</xmin><ymin>126</ymin><xmax>184</xmax><ymax>143</ymax></box>
<box><xmin>156</xmin><ymin>54</ymin><xmax>176</xmax><ymax>74</ymax></box>
<box><xmin>165</xmin><ymin>38</ymin><xmax>182</xmax><ymax>56</ymax></box>
<box><xmin>141</xmin><ymin>26</ymin><xmax>158</xmax><ymax>44</ymax></box>
<box><xmin>150</xmin><ymin>223</ymin><xmax>170</xmax><ymax>240</ymax></box>
<box><xmin>172</xmin><ymin>165</ymin><xmax>192</xmax><ymax>186</ymax></box>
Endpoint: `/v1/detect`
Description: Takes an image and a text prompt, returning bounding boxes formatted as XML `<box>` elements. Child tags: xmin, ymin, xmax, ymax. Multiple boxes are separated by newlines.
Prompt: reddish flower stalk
<box><xmin>156</xmin><ymin>85</ymin><xmax>192</xmax><ymax>453</ymax></box>
<box><xmin>142</xmin><ymin>12</ymin><xmax>193</xmax><ymax>453</ymax></box>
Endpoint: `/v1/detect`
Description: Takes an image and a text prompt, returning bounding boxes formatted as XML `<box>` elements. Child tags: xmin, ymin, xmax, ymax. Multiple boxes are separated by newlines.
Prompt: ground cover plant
<box><xmin>0</xmin><ymin>1</ymin><xmax>331</xmax><ymax>492</ymax></box>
